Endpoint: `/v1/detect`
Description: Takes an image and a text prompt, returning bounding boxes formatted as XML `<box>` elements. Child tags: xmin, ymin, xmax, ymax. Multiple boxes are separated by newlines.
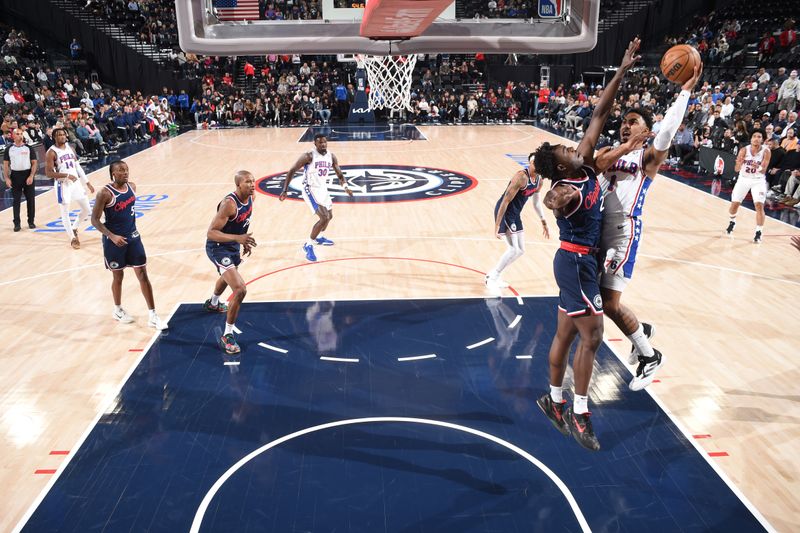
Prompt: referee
<box><xmin>3</xmin><ymin>128</ymin><xmax>38</xmax><ymax>231</ymax></box>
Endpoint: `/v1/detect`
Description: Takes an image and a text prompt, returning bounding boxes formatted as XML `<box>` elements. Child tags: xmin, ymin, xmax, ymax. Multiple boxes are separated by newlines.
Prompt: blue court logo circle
<box><xmin>256</xmin><ymin>165</ymin><xmax>477</xmax><ymax>203</ymax></box>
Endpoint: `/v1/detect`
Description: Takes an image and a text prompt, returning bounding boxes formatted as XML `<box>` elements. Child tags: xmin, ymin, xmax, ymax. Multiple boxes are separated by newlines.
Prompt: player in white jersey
<box><xmin>597</xmin><ymin>62</ymin><xmax>702</xmax><ymax>391</ymax></box>
<box><xmin>726</xmin><ymin>130</ymin><xmax>771</xmax><ymax>243</ymax></box>
<box><xmin>45</xmin><ymin>128</ymin><xmax>95</xmax><ymax>249</ymax></box>
<box><xmin>280</xmin><ymin>133</ymin><xmax>352</xmax><ymax>262</ymax></box>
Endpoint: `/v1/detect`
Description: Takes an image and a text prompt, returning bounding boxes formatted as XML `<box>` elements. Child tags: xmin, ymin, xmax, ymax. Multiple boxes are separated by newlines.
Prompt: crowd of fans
<box><xmin>0</xmin><ymin>26</ymin><xmax>181</xmax><ymax>168</ymax></box>
<box><xmin>3</xmin><ymin>0</ymin><xmax>799</xmax><ymax>204</ymax></box>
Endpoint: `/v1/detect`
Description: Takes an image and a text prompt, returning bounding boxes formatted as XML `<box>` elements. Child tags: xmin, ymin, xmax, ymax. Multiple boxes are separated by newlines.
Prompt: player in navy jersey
<box><xmin>90</xmin><ymin>160</ymin><xmax>167</xmax><ymax>330</ymax></box>
<box><xmin>533</xmin><ymin>38</ymin><xmax>642</xmax><ymax>451</ymax></box>
<box><xmin>205</xmin><ymin>170</ymin><xmax>257</xmax><ymax>355</ymax></box>
<box><xmin>486</xmin><ymin>153</ymin><xmax>549</xmax><ymax>291</ymax></box>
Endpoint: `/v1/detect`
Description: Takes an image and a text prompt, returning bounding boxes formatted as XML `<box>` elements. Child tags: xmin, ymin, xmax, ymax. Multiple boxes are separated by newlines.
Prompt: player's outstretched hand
<box><xmin>541</xmin><ymin>220</ymin><xmax>550</xmax><ymax>239</ymax></box>
<box><xmin>682</xmin><ymin>62</ymin><xmax>703</xmax><ymax>92</ymax></box>
<box><xmin>623</xmin><ymin>129</ymin><xmax>651</xmax><ymax>151</ymax></box>
<box><xmin>344</xmin><ymin>186</ymin><xmax>353</xmax><ymax>197</ymax></box>
<box><xmin>619</xmin><ymin>37</ymin><xmax>641</xmax><ymax>73</ymax></box>
<box><xmin>791</xmin><ymin>235</ymin><xmax>800</xmax><ymax>253</ymax></box>
<box><xmin>278</xmin><ymin>191</ymin><xmax>287</xmax><ymax>201</ymax></box>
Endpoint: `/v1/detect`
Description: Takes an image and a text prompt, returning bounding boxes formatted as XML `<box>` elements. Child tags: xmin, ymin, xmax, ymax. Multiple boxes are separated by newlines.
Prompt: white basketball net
<box><xmin>357</xmin><ymin>54</ymin><xmax>418</xmax><ymax>112</ymax></box>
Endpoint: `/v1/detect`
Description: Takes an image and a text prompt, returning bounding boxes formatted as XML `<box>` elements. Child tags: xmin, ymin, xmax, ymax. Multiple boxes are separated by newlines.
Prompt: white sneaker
<box><xmin>493</xmin><ymin>278</ymin><xmax>510</xmax><ymax>288</ymax></box>
<box><xmin>627</xmin><ymin>322</ymin><xmax>655</xmax><ymax>365</ymax></box>
<box><xmin>113</xmin><ymin>308</ymin><xmax>134</xmax><ymax>324</ymax></box>
<box><xmin>629</xmin><ymin>349</ymin><xmax>665</xmax><ymax>391</ymax></box>
<box><xmin>148</xmin><ymin>314</ymin><xmax>168</xmax><ymax>331</ymax></box>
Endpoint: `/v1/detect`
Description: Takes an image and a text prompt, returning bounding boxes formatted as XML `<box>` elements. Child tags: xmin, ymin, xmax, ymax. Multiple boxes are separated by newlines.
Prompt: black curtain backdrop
<box><xmin>5</xmin><ymin>0</ymin><xmax>197</xmax><ymax>95</ymax></box>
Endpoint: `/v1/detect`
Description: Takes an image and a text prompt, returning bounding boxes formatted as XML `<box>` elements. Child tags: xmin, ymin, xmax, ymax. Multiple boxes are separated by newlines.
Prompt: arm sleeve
<box><xmin>75</xmin><ymin>159</ymin><xmax>88</xmax><ymax>184</ymax></box>
<box><xmin>531</xmin><ymin>191</ymin><xmax>545</xmax><ymax>220</ymax></box>
<box><xmin>653</xmin><ymin>90</ymin><xmax>691</xmax><ymax>151</ymax></box>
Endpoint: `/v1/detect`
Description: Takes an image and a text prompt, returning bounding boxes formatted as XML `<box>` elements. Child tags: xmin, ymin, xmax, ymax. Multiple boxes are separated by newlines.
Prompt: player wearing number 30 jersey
<box><xmin>279</xmin><ymin>133</ymin><xmax>353</xmax><ymax>262</ymax></box>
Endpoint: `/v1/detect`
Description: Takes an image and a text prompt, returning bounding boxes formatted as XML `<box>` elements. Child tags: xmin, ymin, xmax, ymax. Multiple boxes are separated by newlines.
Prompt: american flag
<box><xmin>213</xmin><ymin>0</ymin><xmax>260</xmax><ymax>21</ymax></box>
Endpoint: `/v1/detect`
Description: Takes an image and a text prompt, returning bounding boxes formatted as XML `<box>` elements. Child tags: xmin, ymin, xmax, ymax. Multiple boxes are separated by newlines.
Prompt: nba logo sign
<box><xmin>538</xmin><ymin>0</ymin><xmax>562</xmax><ymax>18</ymax></box>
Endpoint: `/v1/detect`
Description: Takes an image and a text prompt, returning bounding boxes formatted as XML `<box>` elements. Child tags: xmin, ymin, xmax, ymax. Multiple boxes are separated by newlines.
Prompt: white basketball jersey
<box><xmin>303</xmin><ymin>149</ymin><xmax>333</xmax><ymax>188</ymax></box>
<box><xmin>600</xmin><ymin>148</ymin><xmax>652</xmax><ymax>218</ymax></box>
<box><xmin>738</xmin><ymin>145</ymin><xmax>767</xmax><ymax>180</ymax></box>
<box><xmin>47</xmin><ymin>144</ymin><xmax>80</xmax><ymax>178</ymax></box>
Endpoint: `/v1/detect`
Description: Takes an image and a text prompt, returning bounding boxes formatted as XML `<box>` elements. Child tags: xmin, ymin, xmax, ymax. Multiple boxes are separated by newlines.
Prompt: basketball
<box><xmin>660</xmin><ymin>44</ymin><xmax>702</xmax><ymax>84</ymax></box>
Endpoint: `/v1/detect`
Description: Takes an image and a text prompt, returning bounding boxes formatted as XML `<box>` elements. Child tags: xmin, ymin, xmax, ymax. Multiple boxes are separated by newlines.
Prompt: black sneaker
<box><xmin>628</xmin><ymin>322</ymin><xmax>655</xmax><ymax>365</ymax></box>
<box><xmin>28</xmin><ymin>223</ymin><xmax>36</xmax><ymax>229</ymax></box>
<box><xmin>753</xmin><ymin>230</ymin><xmax>762</xmax><ymax>243</ymax></box>
<box><xmin>629</xmin><ymin>349</ymin><xmax>664</xmax><ymax>391</ymax></box>
<box><xmin>13</xmin><ymin>225</ymin><xmax>21</xmax><ymax>232</ymax></box>
<box><xmin>725</xmin><ymin>220</ymin><xmax>735</xmax><ymax>234</ymax></box>
<box><xmin>537</xmin><ymin>394</ymin><xmax>570</xmax><ymax>436</ymax></box>
<box><xmin>565</xmin><ymin>407</ymin><xmax>600</xmax><ymax>451</ymax></box>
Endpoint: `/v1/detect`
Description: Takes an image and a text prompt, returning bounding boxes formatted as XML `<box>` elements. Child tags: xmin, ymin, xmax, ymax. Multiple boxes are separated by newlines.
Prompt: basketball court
<box><xmin>2</xmin><ymin>125</ymin><xmax>797</xmax><ymax>532</ymax></box>
<box><xmin>2</xmin><ymin>0</ymin><xmax>799</xmax><ymax>530</ymax></box>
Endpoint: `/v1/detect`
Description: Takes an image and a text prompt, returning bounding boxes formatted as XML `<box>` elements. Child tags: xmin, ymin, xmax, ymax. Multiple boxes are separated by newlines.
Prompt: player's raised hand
<box><xmin>623</xmin><ymin>129</ymin><xmax>651</xmax><ymax>151</ymax></box>
<box><xmin>619</xmin><ymin>37</ymin><xmax>641</xmax><ymax>73</ymax></box>
<box><xmin>682</xmin><ymin>62</ymin><xmax>703</xmax><ymax>91</ymax></box>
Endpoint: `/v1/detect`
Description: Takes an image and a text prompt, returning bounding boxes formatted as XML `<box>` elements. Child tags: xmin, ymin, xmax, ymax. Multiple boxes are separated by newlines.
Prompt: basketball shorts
<box><xmin>494</xmin><ymin>200</ymin><xmax>523</xmax><ymax>234</ymax></box>
<box><xmin>553</xmin><ymin>248</ymin><xmax>603</xmax><ymax>316</ymax></box>
<box><xmin>206</xmin><ymin>241</ymin><xmax>241</xmax><ymax>274</ymax></box>
<box><xmin>599</xmin><ymin>215</ymin><xmax>642</xmax><ymax>292</ymax></box>
<box><xmin>103</xmin><ymin>231</ymin><xmax>146</xmax><ymax>270</ymax></box>
<box><xmin>301</xmin><ymin>182</ymin><xmax>332</xmax><ymax>214</ymax></box>
<box><xmin>55</xmin><ymin>178</ymin><xmax>87</xmax><ymax>205</ymax></box>
<box><xmin>731</xmin><ymin>176</ymin><xmax>767</xmax><ymax>204</ymax></box>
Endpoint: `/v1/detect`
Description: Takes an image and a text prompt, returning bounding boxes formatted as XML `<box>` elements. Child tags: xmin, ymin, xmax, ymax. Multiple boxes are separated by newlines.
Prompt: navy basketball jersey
<box><xmin>505</xmin><ymin>168</ymin><xmax>543</xmax><ymax>217</ymax></box>
<box><xmin>554</xmin><ymin>166</ymin><xmax>603</xmax><ymax>247</ymax></box>
<box><xmin>220</xmin><ymin>192</ymin><xmax>253</xmax><ymax>236</ymax></box>
<box><xmin>103</xmin><ymin>183</ymin><xmax>137</xmax><ymax>236</ymax></box>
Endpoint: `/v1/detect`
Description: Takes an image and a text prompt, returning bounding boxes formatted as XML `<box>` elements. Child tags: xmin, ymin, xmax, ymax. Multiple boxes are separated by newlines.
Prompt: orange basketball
<box><xmin>660</xmin><ymin>44</ymin><xmax>702</xmax><ymax>84</ymax></box>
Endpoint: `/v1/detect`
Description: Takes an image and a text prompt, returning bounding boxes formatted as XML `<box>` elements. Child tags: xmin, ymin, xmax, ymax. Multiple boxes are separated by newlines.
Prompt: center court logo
<box><xmin>256</xmin><ymin>165</ymin><xmax>477</xmax><ymax>203</ymax></box>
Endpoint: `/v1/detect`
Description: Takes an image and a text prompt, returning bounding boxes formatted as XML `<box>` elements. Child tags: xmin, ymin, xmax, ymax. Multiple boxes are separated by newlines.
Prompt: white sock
<box><xmin>148</xmin><ymin>309</ymin><xmax>157</xmax><ymax>320</ymax></box>
<box><xmin>549</xmin><ymin>385</ymin><xmax>563</xmax><ymax>403</ymax></box>
<box><xmin>114</xmin><ymin>304</ymin><xmax>122</xmax><ymax>313</ymax></box>
<box><xmin>573</xmin><ymin>394</ymin><xmax>589</xmax><ymax>415</ymax></box>
<box><xmin>316</xmin><ymin>234</ymin><xmax>325</xmax><ymax>241</ymax></box>
<box><xmin>729</xmin><ymin>214</ymin><xmax>736</xmax><ymax>222</ymax></box>
<box><xmin>628</xmin><ymin>323</ymin><xmax>655</xmax><ymax>357</ymax></box>
<box><xmin>224</xmin><ymin>322</ymin><xmax>235</xmax><ymax>335</ymax></box>
<box><xmin>210</xmin><ymin>293</ymin><xmax>220</xmax><ymax>306</ymax></box>
<box><xmin>305</xmin><ymin>239</ymin><xmax>315</xmax><ymax>247</ymax></box>
<box><xmin>755</xmin><ymin>225</ymin><xmax>763</xmax><ymax>232</ymax></box>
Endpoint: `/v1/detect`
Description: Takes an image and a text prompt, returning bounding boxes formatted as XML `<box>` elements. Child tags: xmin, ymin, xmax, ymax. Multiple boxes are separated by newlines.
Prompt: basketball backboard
<box><xmin>175</xmin><ymin>0</ymin><xmax>599</xmax><ymax>55</ymax></box>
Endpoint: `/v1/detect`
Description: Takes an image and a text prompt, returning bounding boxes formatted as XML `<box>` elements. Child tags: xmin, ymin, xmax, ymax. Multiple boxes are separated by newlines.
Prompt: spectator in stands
<box><xmin>758</xmin><ymin>32</ymin><xmax>776</xmax><ymax>62</ymax></box>
<box><xmin>778</xmin><ymin>19</ymin><xmax>797</xmax><ymax>49</ymax></box>
<box><xmin>670</xmin><ymin>122</ymin><xmax>695</xmax><ymax>164</ymax></box>
<box><xmin>781</xmin><ymin>128</ymin><xmax>798</xmax><ymax>152</ymax></box>
<box><xmin>70</xmin><ymin>38</ymin><xmax>81</xmax><ymax>60</ymax></box>
<box><xmin>778</xmin><ymin>71</ymin><xmax>799</xmax><ymax>113</ymax></box>
<box><xmin>783</xmin><ymin>112</ymin><xmax>799</xmax><ymax>138</ymax></box>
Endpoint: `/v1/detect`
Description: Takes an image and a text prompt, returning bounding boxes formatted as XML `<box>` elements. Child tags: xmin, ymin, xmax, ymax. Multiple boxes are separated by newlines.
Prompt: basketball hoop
<box><xmin>356</xmin><ymin>53</ymin><xmax>418</xmax><ymax>112</ymax></box>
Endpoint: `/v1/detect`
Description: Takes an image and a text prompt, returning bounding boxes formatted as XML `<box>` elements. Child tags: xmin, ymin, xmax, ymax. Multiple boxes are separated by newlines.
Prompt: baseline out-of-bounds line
<box><xmin>11</xmin><ymin>302</ymin><xmax>183</xmax><ymax>533</ymax></box>
<box><xmin>601</xmin><ymin>336</ymin><xmax>777</xmax><ymax>533</ymax></box>
<box><xmin>189</xmin><ymin>417</ymin><xmax>591</xmax><ymax>533</ymax></box>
